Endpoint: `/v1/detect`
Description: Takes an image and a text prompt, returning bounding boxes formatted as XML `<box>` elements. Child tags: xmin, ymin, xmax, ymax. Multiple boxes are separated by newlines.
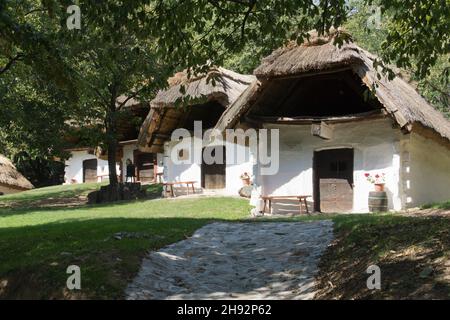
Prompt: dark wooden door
<box><xmin>83</xmin><ymin>159</ymin><xmax>98</xmax><ymax>183</ymax></box>
<box><xmin>135</xmin><ymin>152</ymin><xmax>155</xmax><ymax>183</ymax></box>
<box><xmin>314</xmin><ymin>149</ymin><xmax>354</xmax><ymax>213</ymax></box>
<box><xmin>201</xmin><ymin>146</ymin><xmax>226</xmax><ymax>189</ymax></box>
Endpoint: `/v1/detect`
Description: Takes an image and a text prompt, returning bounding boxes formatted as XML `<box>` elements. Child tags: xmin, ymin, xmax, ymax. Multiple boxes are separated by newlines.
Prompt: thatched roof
<box><xmin>253</xmin><ymin>31</ymin><xmax>361</xmax><ymax>78</ymax></box>
<box><xmin>215</xmin><ymin>32</ymin><xmax>450</xmax><ymax>145</ymax></box>
<box><xmin>0</xmin><ymin>155</ymin><xmax>34</xmax><ymax>191</ymax></box>
<box><xmin>64</xmin><ymin>94</ymin><xmax>149</xmax><ymax>152</ymax></box>
<box><xmin>138</xmin><ymin>67</ymin><xmax>256</xmax><ymax>153</ymax></box>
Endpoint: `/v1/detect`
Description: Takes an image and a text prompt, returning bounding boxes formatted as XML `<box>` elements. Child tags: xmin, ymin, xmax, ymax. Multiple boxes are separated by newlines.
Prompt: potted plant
<box><xmin>364</xmin><ymin>172</ymin><xmax>386</xmax><ymax>191</ymax></box>
<box><xmin>240</xmin><ymin>172</ymin><xmax>251</xmax><ymax>186</ymax></box>
<box><xmin>365</xmin><ymin>172</ymin><xmax>388</xmax><ymax>212</ymax></box>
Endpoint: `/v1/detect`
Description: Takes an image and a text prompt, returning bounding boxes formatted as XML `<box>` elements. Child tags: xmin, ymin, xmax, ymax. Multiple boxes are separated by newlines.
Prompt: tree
<box><xmin>0</xmin><ymin>56</ymin><xmax>72</xmax><ymax>186</ymax></box>
<box><xmin>60</xmin><ymin>12</ymin><xmax>170</xmax><ymax>196</ymax></box>
<box><xmin>1</xmin><ymin>0</ymin><xmax>448</xmax><ymax>197</ymax></box>
<box><xmin>0</xmin><ymin>0</ymin><xmax>80</xmax><ymax>185</ymax></box>
<box><xmin>0</xmin><ymin>0</ymin><xmax>75</xmax><ymax>88</ymax></box>
<box><xmin>345</xmin><ymin>0</ymin><xmax>449</xmax><ymax>117</ymax></box>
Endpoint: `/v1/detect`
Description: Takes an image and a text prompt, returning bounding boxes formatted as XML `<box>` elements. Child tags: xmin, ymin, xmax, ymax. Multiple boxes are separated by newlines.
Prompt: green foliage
<box><xmin>380</xmin><ymin>0</ymin><xmax>449</xmax><ymax>80</ymax></box>
<box><xmin>0</xmin><ymin>0</ymin><xmax>81</xmax><ymax>184</ymax></box>
<box><xmin>345</xmin><ymin>0</ymin><xmax>449</xmax><ymax>117</ymax></box>
<box><xmin>1</xmin><ymin>0</ymin><xmax>449</xmax><ymax>188</ymax></box>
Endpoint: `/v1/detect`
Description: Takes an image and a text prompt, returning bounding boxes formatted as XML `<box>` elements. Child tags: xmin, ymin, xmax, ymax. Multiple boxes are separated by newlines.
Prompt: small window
<box><xmin>330</xmin><ymin>160</ymin><xmax>348</xmax><ymax>173</ymax></box>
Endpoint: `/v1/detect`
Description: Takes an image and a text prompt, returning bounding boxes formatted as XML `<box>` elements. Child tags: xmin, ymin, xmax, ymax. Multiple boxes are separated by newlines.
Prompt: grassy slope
<box><xmin>0</xmin><ymin>183</ymin><xmax>106</xmax><ymax>210</ymax></box>
<box><xmin>0</xmin><ymin>184</ymin><xmax>251</xmax><ymax>299</ymax></box>
<box><xmin>315</xmin><ymin>214</ymin><xmax>450</xmax><ymax>299</ymax></box>
<box><xmin>1</xmin><ymin>183</ymin><xmax>104</xmax><ymax>202</ymax></box>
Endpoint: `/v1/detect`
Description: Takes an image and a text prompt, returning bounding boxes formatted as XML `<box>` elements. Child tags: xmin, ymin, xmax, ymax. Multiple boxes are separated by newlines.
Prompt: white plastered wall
<box><xmin>162</xmin><ymin>136</ymin><xmax>253</xmax><ymax>194</ymax></box>
<box><xmin>258</xmin><ymin>118</ymin><xmax>403</xmax><ymax>213</ymax></box>
<box><xmin>402</xmin><ymin>132</ymin><xmax>450</xmax><ymax>207</ymax></box>
<box><xmin>122</xmin><ymin>144</ymin><xmax>136</xmax><ymax>181</ymax></box>
<box><xmin>64</xmin><ymin>150</ymin><xmax>118</xmax><ymax>184</ymax></box>
<box><xmin>164</xmin><ymin>137</ymin><xmax>202</xmax><ymax>189</ymax></box>
<box><xmin>224</xmin><ymin>142</ymin><xmax>253</xmax><ymax>195</ymax></box>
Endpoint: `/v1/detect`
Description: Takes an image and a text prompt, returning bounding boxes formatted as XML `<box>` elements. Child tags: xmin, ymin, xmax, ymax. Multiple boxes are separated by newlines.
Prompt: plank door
<box><xmin>314</xmin><ymin>148</ymin><xmax>354</xmax><ymax>213</ymax></box>
<box><xmin>201</xmin><ymin>146</ymin><xmax>226</xmax><ymax>189</ymax></box>
<box><xmin>83</xmin><ymin>159</ymin><xmax>98</xmax><ymax>183</ymax></box>
<box><xmin>135</xmin><ymin>152</ymin><xmax>155</xmax><ymax>183</ymax></box>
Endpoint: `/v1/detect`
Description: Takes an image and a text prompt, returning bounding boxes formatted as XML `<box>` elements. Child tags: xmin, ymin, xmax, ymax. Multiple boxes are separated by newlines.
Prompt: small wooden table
<box><xmin>163</xmin><ymin>181</ymin><xmax>196</xmax><ymax>197</ymax></box>
<box><xmin>261</xmin><ymin>195</ymin><xmax>311</xmax><ymax>215</ymax></box>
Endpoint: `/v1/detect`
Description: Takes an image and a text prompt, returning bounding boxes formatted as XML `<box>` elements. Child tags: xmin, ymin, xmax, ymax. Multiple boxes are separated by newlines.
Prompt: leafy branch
<box><xmin>0</xmin><ymin>54</ymin><xmax>24</xmax><ymax>76</ymax></box>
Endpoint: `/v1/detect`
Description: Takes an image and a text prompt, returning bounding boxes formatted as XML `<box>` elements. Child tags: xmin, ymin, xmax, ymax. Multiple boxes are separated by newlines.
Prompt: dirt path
<box><xmin>126</xmin><ymin>221</ymin><xmax>334</xmax><ymax>300</ymax></box>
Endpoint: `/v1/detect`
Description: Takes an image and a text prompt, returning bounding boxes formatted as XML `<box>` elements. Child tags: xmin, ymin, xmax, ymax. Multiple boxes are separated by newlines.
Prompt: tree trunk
<box><xmin>106</xmin><ymin>91</ymin><xmax>119</xmax><ymax>200</ymax></box>
<box><xmin>107</xmin><ymin>129</ymin><xmax>118</xmax><ymax>186</ymax></box>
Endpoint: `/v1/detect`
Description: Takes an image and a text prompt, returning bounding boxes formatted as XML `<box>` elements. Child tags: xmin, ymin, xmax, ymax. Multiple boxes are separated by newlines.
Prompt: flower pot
<box><xmin>374</xmin><ymin>183</ymin><xmax>385</xmax><ymax>192</ymax></box>
<box><xmin>241</xmin><ymin>178</ymin><xmax>251</xmax><ymax>186</ymax></box>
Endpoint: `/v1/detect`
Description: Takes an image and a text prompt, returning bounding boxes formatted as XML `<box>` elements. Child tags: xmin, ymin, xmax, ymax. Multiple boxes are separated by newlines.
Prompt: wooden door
<box><xmin>314</xmin><ymin>149</ymin><xmax>354</xmax><ymax>213</ymax></box>
<box><xmin>83</xmin><ymin>159</ymin><xmax>98</xmax><ymax>183</ymax></box>
<box><xmin>135</xmin><ymin>152</ymin><xmax>155</xmax><ymax>183</ymax></box>
<box><xmin>201</xmin><ymin>146</ymin><xmax>226</xmax><ymax>189</ymax></box>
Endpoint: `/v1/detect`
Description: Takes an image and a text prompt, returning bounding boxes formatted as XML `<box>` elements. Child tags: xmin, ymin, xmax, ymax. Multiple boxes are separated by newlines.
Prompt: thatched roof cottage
<box><xmin>215</xmin><ymin>32</ymin><xmax>450</xmax><ymax>213</ymax></box>
<box><xmin>138</xmin><ymin>67</ymin><xmax>256</xmax><ymax>194</ymax></box>
<box><xmin>64</xmin><ymin>97</ymin><xmax>156</xmax><ymax>185</ymax></box>
<box><xmin>0</xmin><ymin>155</ymin><xmax>34</xmax><ymax>195</ymax></box>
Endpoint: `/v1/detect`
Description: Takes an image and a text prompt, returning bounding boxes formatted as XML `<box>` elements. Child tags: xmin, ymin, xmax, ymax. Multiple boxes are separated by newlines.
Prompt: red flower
<box><xmin>375</xmin><ymin>174</ymin><xmax>380</xmax><ymax>178</ymax></box>
<box><xmin>364</xmin><ymin>173</ymin><xmax>370</xmax><ymax>177</ymax></box>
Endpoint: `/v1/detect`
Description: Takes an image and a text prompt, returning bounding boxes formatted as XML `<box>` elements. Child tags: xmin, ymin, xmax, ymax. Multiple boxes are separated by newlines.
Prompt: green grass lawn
<box><xmin>1</xmin><ymin>184</ymin><xmax>449</xmax><ymax>299</ymax></box>
<box><xmin>0</xmin><ymin>183</ymin><xmax>103</xmax><ymax>202</ymax></box>
<box><xmin>0</xmin><ymin>182</ymin><xmax>106</xmax><ymax>209</ymax></box>
<box><xmin>0</xmin><ymin>184</ymin><xmax>251</xmax><ymax>299</ymax></box>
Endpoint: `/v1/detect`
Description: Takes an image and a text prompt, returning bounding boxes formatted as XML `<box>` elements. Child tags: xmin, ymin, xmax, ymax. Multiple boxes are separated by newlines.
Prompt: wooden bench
<box><xmin>97</xmin><ymin>174</ymin><xmax>121</xmax><ymax>182</ymax></box>
<box><xmin>163</xmin><ymin>181</ymin><xmax>197</xmax><ymax>197</ymax></box>
<box><xmin>261</xmin><ymin>195</ymin><xmax>311</xmax><ymax>215</ymax></box>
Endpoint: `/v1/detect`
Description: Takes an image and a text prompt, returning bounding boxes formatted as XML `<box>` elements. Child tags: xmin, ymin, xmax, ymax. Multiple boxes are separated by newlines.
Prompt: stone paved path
<box><xmin>126</xmin><ymin>220</ymin><xmax>333</xmax><ymax>300</ymax></box>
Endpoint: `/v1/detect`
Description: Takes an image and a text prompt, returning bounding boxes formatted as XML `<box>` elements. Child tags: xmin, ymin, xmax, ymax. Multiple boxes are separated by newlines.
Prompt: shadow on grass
<box><xmin>0</xmin><ymin>197</ymin><xmax>146</xmax><ymax>218</ymax></box>
<box><xmin>0</xmin><ymin>216</ymin><xmax>335</xmax><ymax>300</ymax></box>
<box><xmin>0</xmin><ymin>216</ymin><xmax>226</xmax><ymax>299</ymax></box>
<box><xmin>315</xmin><ymin>215</ymin><xmax>450</xmax><ymax>299</ymax></box>
<box><xmin>0</xmin><ymin>187</ymin><xmax>166</xmax><ymax>218</ymax></box>
<box><xmin>0</xmin><ymin>183</ymin><xmax>104</xmax><ymax>203</ymax></box>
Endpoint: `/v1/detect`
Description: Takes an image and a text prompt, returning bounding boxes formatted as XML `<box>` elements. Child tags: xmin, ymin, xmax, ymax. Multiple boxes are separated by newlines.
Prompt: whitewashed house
<box><xmin>215</xmin><ymin>32</ymin><xmax>450</xmax><ymax>213</ymax></box>
<box><xmin>64</xmin><ymin>98</ymin><xmax>158</xmax><ymax>185</ymax></box>
<box><xmin>137</xmin><ymin>67</ymin><xmax>256</xmax><ymax>195</ymax></box>
<box><xmin>63</xmin><ymin>141</ymin><xmax>156</xmax><ymax>184</ymax></box>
